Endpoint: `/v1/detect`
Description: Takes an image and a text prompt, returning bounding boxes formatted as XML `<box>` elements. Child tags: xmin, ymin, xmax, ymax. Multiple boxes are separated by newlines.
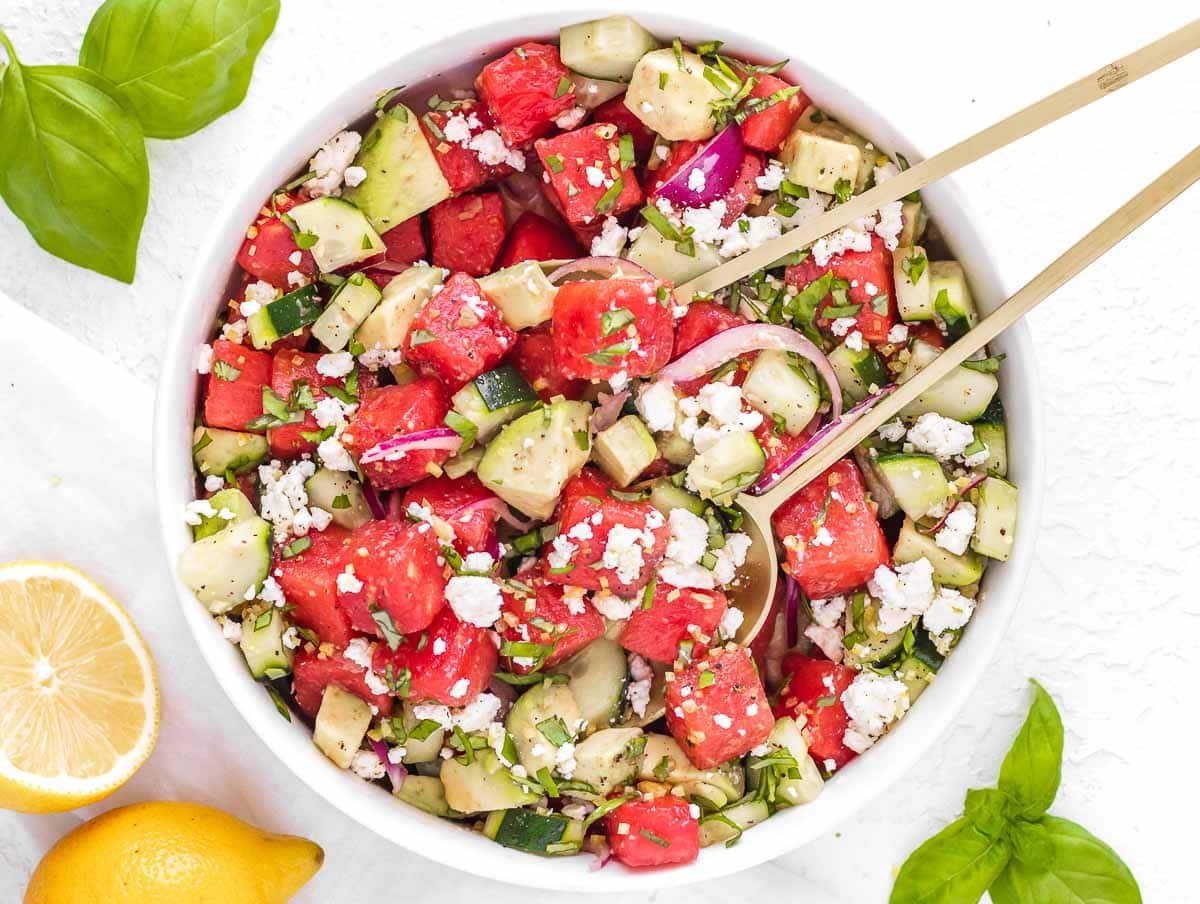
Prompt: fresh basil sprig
<box><xmin>891</xmin><ymin>680</ymin><xmax>1141</xmax><ymax>904</ymax></box>
<box><xmin>80</xmin><ymin>0</ymin><xmax>281</xmax><ymax>140</ymax></box>
<box><xmin>0</xmin><ymin>1</ymin><xmax>278</xmax><ymax>282</ymax></box>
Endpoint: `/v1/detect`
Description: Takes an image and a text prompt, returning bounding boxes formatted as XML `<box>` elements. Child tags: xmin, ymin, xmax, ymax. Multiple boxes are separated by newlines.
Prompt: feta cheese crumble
<box><xmin>304</xmin><ymin>130</ymin><xmax>363</xmax><ymax>198</ymax></box>
<box><xmin>923</xmin><ymin>588</ymin><xmax>976</xmax><ymax>637</ymax></box>
<box><xmin>935</xmin><ymin>502</ymin><xmax>977</xmax><ymax>556</ymax></box>
<box><xmin>907</xmin><ymin>413</ymin><xmax>974</xmax><ymax>460</ymax></box>
<box><xmin>868</xmin><ymin>557</ymin><xmax>936</xmax><ymax>634</ymax></box>
<box><xmin>842</xmin><ymin>671</ymin><xmax>910</xmax><ymax>753</ymax></box>
<box><xmin>445</xmin><ymin>575</ymin><xmax>503</xmax><ymax>628</ymax></box>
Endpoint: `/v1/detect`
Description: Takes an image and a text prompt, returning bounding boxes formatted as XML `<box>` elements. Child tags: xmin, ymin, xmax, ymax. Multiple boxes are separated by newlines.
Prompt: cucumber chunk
<box><xmin>193</xmin><ymin>426</ymin><xmax>268</xmax><ymax>477</ymax></box>
<box><xmin>970</xmin><ymin>422</ymin><xmax>1008</xmax><ymax>478</ymax></box>
<box><xmin>686</xmin><ymin>430</ymin><xmax>765</xmax><ymax>504</ymax></box>
<box><xmin>440</xmin><ymin>749</ymin><xmax>540</xmax><ymax>814</ymax></box>
<box><xmin>313</xmin><ymin>685</ymin><xmax>371</xmax><ymax>769</ymax></box>
<box><xmin>594</xmin><ymin>415</ymin><xmax>656</xmax><ymax>487</ymax></box>
<box><xmin>304</xmin><ymin>468</ymin><xmax>372</xmax><ymax>530</ymax></box>
<box><xmin>385</xmin><ymin>702</ymin><xmax>446</xmax><ymax>764</ymax></box>
<box><xmin>178</xmin><ymin>516</ymin><xmax>271</xmax><ymax>614</ymax></box>
<box><xmin>899</xmin><ymin>200</ymin><xmax>927</xmax><ymax>247</ymax></box>
<box><xmin>505</xmin><ymin>682</ymin><xmax>582</xmax><ymax>776</ymax></box>
<box><xmin>484</xmin><ymin>808</ymin><xmax>585</xmax><ymax>855</ymax></box>
<box><xmin>342</xmin><ymin>105</ymin><xmax>452</xmax><ymax>231</ymax></box>
<box><xmin>971</xmin><ymin>476</ymin><xmax>1018</xmax><ymax>561</ymax></box>
<box><xmin>929</xmin><ymin>261</ymin><xmax>978</xmax><ymax>340</ymax></box>
<box><xmin>239</xmin><ymin>607</ymin><xmax>293</xmax><ymax>679</ymax></box>
<box><xmin>394</xmin><ymin>774</ymin><xmax>453</xmax><ymax>817</ymax></box>
<box><xmin>571</xmin><ymin>727</ymin><xmax>644</xmax><ymax>794</ymax></box>
<box><xmin>312</xmin><ymin>272</ymin><xmax>382</xmax><ymax>352</ymax></box>
<box><xmin>699</xmin><ymin>796</ymin><xmax>770</xmax><ymax>847</ymax></box>
<box><xmin>625</xmin><ymin>48</ymin><xmax>723</xmax><ymax>141</ymax></box>
<box><xmin>355</xmin><ymin>265</ymin><xmax>446</xmax><ymax>353</ymax></box>
<box><xmin>443</xmin><ymin>446</ymin><xmax>485</xmax><ymax>480</ymax></box>
<box><xmin>477</xmin><ymin>400</ymin><xmax>592</xmax><ymax>520</ymax></box>
<box><xmin>742</xmin><ymin>349</ymin><xmax>822</xmax><ymax>435</ymax></box>
<box><xmin>246</xmin><ymin>285</ymin><xmax>323</xmax><ymax>350</ymax></box>
<box><xmin>781</xmin><ymin>123</ymin><xmax>865</xmax><ymax>195</ymax></box>
<box><xmin>896</xmin><ymin>654</ymin><xmax>938</xmax><ymax>703</ymax></box>
<box><xmin>893</xmin><ymin>518</ymin><xmax>984</xmax><ymax>587</ymax></box>
<box><xmin>478</xmin><ymin>261</ymin><xmax>557</xmax><ymax>331</ymax></box>
<box><xmin>645</xmin><ymin>479</ymin><xmax>706</xmax><ymax>518</ymax></box>
<box><xmin>843</xmin><ymin>600</ymin><xmax>908</xmax><ymax>668</ymax></box>
<box><xmin>894</xmin><ymin>246</ymin><xmax>933</xmax><ymax>322</ymax></box>
<box><xmin>626</xmin><ymin>226</ymin><xmax>722</xmax><ymax>285</ymax></box>
<box><xmin>451</xmin><ymin>368</ymin><xmax>538</xmax><ymax>446</ymax></box>
<box><xmin>191</xmin><ymin>488</ymin><xmax>257</xmax><ymax>540</ymax></box>
<box><xmin>828</xmin><ymin>343</ymin><xmax>888</xmax><ymax>403</ymax></box>
<box><xmin>747</xmin><ymin>717</ymin><xmax>823</xmax><ymax>806</ymax></box>
<box><xmin>571</xmin><ymin>73</ymin><xmax>626</xmax><ymax>110</ymax></box>
<box><xmin>898</xmin><ymin>341</ymin><xmax>998</xmax><ymax>422</ymax></box>
<box><xmin>549</xmin><ymin>638</ymin><xmax>627</xmax><ymax>734</ymax></box>
<box><xmin>560</xmin><ymin>16</ymin><xmax>659</xmax><ymax>82</ymax></box>
<box><xmin>874</xmin><ymin>454</ymin><xmax>952</xmax><ymax>521</ymax></box>
<box><xmin>288</xmin><ymin>197</ymin><xmax>384</xmax><ymax>273</ymax></box>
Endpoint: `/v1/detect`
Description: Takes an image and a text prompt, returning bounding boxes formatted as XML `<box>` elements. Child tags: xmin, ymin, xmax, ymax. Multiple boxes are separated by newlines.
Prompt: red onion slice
<box><xmin>359</xmin><ymin>428</ymin><xmax>463</xmax><ymax>465</ymax></box>
<box><xmin>655</xmin><ymin>124</ymin><xmax>746</xmax><ymax>207</ymax></box>
<box><xmin>450</xmin><ymin>497</ymin><xmax>536</xmax><ymax>533</ymax></box>
<box><xmin>369</xmin><ymin>738</ymin><xmax>406</xmax><ymax>791</ymax></box>
<box><xmin>783</xmin><ymin>574</ymin><xmax>802</xmax><ymax>649</ymax></box>
<box><xmin>547</xmin><ymin>256</ymin><xmax>654</xmax><ymax>285</ymax></box>
<box><xmin>590</xmin><ymin>389</ymin><xmax>630</xmax><ymax>433</ymax></box>
<box><xmin>363</xmin><ymin>483</ymin><xmax>387</xmax><ymax>520</ymax></box>
<box><xmin>919</xmin><ymin>471</ymin><xmax>988</xmax><ymax>535</ymax></box>
<box><xmin>656</xmin><ymin>323</ymin><xmax>843</xmax><ymax>421</ymax></box>
<box><xmin>751</xmin><ymin>385</ymin><xmax>895</xmax><ymax>495</ymax></box>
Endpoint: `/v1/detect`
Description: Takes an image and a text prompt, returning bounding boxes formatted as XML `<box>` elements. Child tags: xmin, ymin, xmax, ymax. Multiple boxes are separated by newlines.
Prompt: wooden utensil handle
<box><xmin>752</xmin><ymin>143</ymin><xmax>1200</xmax><ymax>509</ymax></box>
<box><xmin>677</xmin><ymin>17</ymin><xmax>1200</xmax><ymax>302</ymax></box>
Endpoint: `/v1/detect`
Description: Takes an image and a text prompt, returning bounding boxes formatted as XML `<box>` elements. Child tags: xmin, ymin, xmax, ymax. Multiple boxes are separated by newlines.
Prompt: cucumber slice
<box><xmin>192</xmin><ymin>488</ymin><xmax>257</xmax><ymax>541</ymax></box>
<box><xmin>178</xmin><ymin>516</ymin><xmax>271</xmax><ymax>614</ymax></box>
<box><xmin>443</xmin><ymin>446</ymin><xmax>484</xmax><ymax>480</ymax></box>
<box><xmin>782</xmin><ymin>125</ymin><xmax>864</xmax><ymax>195</ymax></box>
<box><xmin>451</xmin><ymin>370</ymin><xmax>538</xmax><ymax>447</ymax></box>
<box><xmin>478</xmin><ymin>260</ymin><xmax>557</xmax><ymax>331</ymax></box>
<box><xmin>971</xmin><ymin>476</ymin><xmax>1018</xmax><ymax>561</ymax></box>
<box><xmin>560</xmin><ymin>16</ymin><xmax>659</xmax><ymax>82</ymax></box>
<box><xmin>549</xmin><ymin>638</ymin><xmax>627</xmax><ymax>734</ymax></box>
<box><xmin>843</xmin><ymin>601</ymin><xmax>908</xmax><ymax>668</ymax></box>
<box><xmin>246</xmin><ymin>284</ymin><xmax>323</xmax><ymax>350</ymax></box>
<box><xmin>477</xmin><ymin>400</ymin><xmax>592</xmax><ymax>520</ymax></box>
<box><xmin>505</xmin><ymin>682</ymin><xmax>582</xmax><ymax>776</ymax></box>
<box><xmin>304</xmin><ymin>468</ymin><xmax>372</xmax><ymax>530</ymax></box>
<box><xmin>970</xmin><ymin>422</ymin><xmax>1008</xmax><ymax>478</ymax></box>
<box><xmin>343</xmin><ymin>105</ymin><xmax>452</xmax><ymax>231</ymax></box>
<box><xmin>355</xmin><ymin>265</ymin><xmax>446</xmax><ymax>353</ymax></box>
<box><xmin>312</xmin><ymin>272</ymin><xmax>382</xmax><ymax>352</ymax></box>
<box><xmin>571</xmin><ymin>727</ymin><xmax>644</xmax><ymax>794</ymax></box>
<box><xmin>394</xmin><ymin>774</ymin><xmax>453</xmax><ymax>817</ymax></box>
<box><xmin>239</xmin><ymin>607</ymin><xmax>293</xmax><ymax>679</ymax></box>
<box><xmin>893</xmin><ymin>518</ymin><xmax>984</xmax><ymax>587</ymax></box>
<box><xmin>742</xmin><ymin>350</ymin><xmax>821</xmax><ymax>434</ymax></box>
<box><xmin>440</xmin><ymin>749</ymin><xmax>540</xmax><ymax>814</ymax></box>
<box><xmin>645</xmin><ymin>479</ymin><xmax>706</xmax><ymax>518</ymax></box>
<box><xmin>828</xmin><ymin>343</ymin><xmax>888</xmax><ymax>403</ymax></box>
<box><xmin>874</xmin><ymin>454</ymin><xmax>952</xmax><ymax>521</ymax></box>
<box><xmin>193</xmin><ymin>426</ymin><xmax>268</xmax><ymax>477</ymax></box>
<box><xmin>699</xmin><ymin>797</ymin><xmax>770</xmax><ymax>847</ymax></box>
<box><xmin>686</xmin><ymin>430</ymin><xmax>765</xmax><ymax>504</ymax></box>
<box><xmin>747</xmin><ymin>717</ymin><xmax>823</xmax><ymax>806</ymax></box>
<box><xmin>625</xmin><ymin>48</ymin><xmax>723</xmax><ymax>141</ymax></box>
<box><xmin>484</xmin><ymin>808</ymin><xmax>585</xmax><ymax>855</ymax></box>
<box><xmin>313</xmin><ymin>685</ymin><xmax>371</xmax><ymax>769</ymax></box>
<box><xmin>626</xmin><ymin>226</ymin><xmax>722</xmax><ymax>285</ymax></box>
<box><xmin>894</xmin><ymin>246</ymin><xmax>933</xmax><ymax>322</ymax></box>
<box><xmin>594</xmin><ymin>415</ymin><xmax>656</xmax><ymax>487</ymax></box>
<box><xmin>895</xmin><ymin>655</ymin><xmax>937</xmax><ymax>703</ymax></box>
<box><xmin>898</xmin><ymin>340</ymin><xmax>999</xmax><ymax>422</ymax></box>
<box><xmin>928</xmin><ymin>261</ymin><xmax>977</xmax><ymax>340</ymax></box>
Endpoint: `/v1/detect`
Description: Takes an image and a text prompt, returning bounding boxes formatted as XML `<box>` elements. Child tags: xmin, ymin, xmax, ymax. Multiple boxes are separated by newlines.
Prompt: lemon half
<box><xmin>0</xmin><ymin>561</ymin><xmax>159</xmax><ymax>812</ymax></box>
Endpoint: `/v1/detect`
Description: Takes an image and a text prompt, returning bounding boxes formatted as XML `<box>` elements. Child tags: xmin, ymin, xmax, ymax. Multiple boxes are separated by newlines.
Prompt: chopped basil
<box><xmin>537</xmin><ymin>715</ymin><xmax>572</xmax><ymax>747</ymax></box>
<box><xmin>641</xmin><ymin>576</ymin><xmax>657</xmax><ymax>610</ymax></box>
<box><xmin>816</xmin><ymin>694</ymin><xmax>837</xmax><ymax>708</ymax></box>
<box><xmin>583</xmin><ymin>793</ymin><xmax>637</xmax><ymax>828</ymax></box>
<box><xmin>295</xmin><ymin>230</ymin><xmax>318</xmax><ymax>250</ymax></box>
<box><xmin>584</xmin><ymin>341</ymin><xmax>632</xmax><ymax>366</ymax></box>
<box><xmin>265</xmin><ymin>685</ymin><xmax>292</xmax><ymax>722</ymax></box>
<box><xmin>281</xmin><ymin>537</ymin><xmax>311</xmax><ymax>559</ymax></box>
<box><xmin>385</xmin><ymin>664</ymin><xmax>411</xmax><ymax>697</ymax></box>
<box><xmin>774</xmin><ymin>200</ymin><xmax>798</xmax><ymax>218</ymax></box>
<box><xmin>452</xmin><ymin>725</ymin><xmax>474</xmax><ymax>765</ymax></box>
<box><xmin>902</xmin><ymin>252</ymin><xmax>928</xmax><ymax>284</ymax></box>
<box><xmin>698</xmin><ymin>669</ymin><xmax>716</xmax><ymax>689</ymax></box>
<box><xmin>653</xmin><ymin>755</ymin><xmax>672</xmax><ymax>781</ymax></box>
<box><xmin>553</xmin><ymin>75</ymin><xmax>572</xmax><ymax>98</ymax></box>
<box><xmin>253</xmin><ymin>610</ymin><xmax>273</xmax><ymax>631</ymax></box>
<box><xmin>832</xmin><ymin>178</ymin><xmax>854</xmax><ymax>204</ymax></box>
<box><xmin>408</xmin><ymin>718</ymin><xmax>442</xmax><ymax>741</ymax></box>
<box><xmin>601</xmin><ymin>307</ymin><xmax>635</xmax><ymax>336</ymax></box>
<box><xmin>780</xmin><ymin>179</ymin><xmax>809</xmax><ymax>199</ymax></box>
<box><xmin>639</xmin><ymin>829</ymin><xmax>670</xmax><ymax>848</ymax></box>
<box><xmin>823</xmin><ymin>302</ymin><xmax>862</xmax><ymax>318</ymax></box>
<box><xmin>536</xmin><ymin>766</ymin><xmax>559</xmax><ymax>797</ymax></box>
<box><xmin>618</xmin><ymin>133</ymin><xmax>635</xmax><ymax>169</ymax></box>
<box><xmin>658</xmin><ymin>71</ymin><xmax>669</xmax><ymax>90</ymax></box>
<box><xmin>671</xmin><ymin>37</ymin><xmax>685</xmax><ymax>68</ymax></box>
<box><xmin>211</xmin><ymin>360</ymin><xmax>241</xmax><ymax>382</ymax></box>
<box><xmin>640</xmin><ymin>204</ymin><xmax>682</xmax><ymax>241</ymax></box>
<box><xmin>283</xmin><ymin>170</ymin><xmax>316</xmax><ymax>191</ymax></box>
<box><xmin>192</xmin><ymin>430</ymin><xmax>213</xmax><ymax>455</ymax></box>
<box><xmin>493</xmin><ymin>670</ymin><xmax>569</xmax><ymax>686</ymax></box>
<box><xmin>573</xmin><ymin>430</ymin><xmax>590</xmax><ymax>451</ymax></box>
<box><xmin>444</xmin><ymin>410</ymin><xmax>478</xmax><ymax>453</ymax></box>
<box><xmin>376</xmin><ymin>86</ymin><xmax>406</xmax><ymax>112</ymax></box>
<box><xmin>370</xmin><ymin>606</ymin><xmax>404</xmax><ymax>651</ymax></box>
<box><xmin>962</xmin><ymin>355</ymin><xmax>1005</xmax><ymax>374</ymax></box>
<box><xmin>594</xmin><ymin>176</ymin><xmax>624</xmax><ymax>214</ymax></box>
<box><xmin>545</xmin><ymin>154</ymin><xmax>564</xmax><ymax>174</ymax></box>
<box><xmin>360</xmin><ymin>233</ymin><xmax>373</xmax><ymax>250</ymax></box>
<box><xmin>331</xmin><ymin>493</ymin><xmax>350</xmax><ymax>510</ymax></box>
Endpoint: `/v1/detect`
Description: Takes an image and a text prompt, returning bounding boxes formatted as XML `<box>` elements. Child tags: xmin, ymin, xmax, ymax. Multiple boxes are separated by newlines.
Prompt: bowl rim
<box><xmin>153</xmin><ymin>7</ymin><xmax>1044</xmax><ymax>892</ymax></box>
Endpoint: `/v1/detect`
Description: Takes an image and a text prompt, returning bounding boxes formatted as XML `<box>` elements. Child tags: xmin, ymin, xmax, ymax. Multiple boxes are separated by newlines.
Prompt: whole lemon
<box><xmin>25</xmin><ymin>801</ymin><xmax>323</xmax><ymax>903</ymax></box>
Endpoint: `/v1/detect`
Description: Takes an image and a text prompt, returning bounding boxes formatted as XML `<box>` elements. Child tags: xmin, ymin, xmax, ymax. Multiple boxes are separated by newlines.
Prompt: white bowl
<box><xmin>154</xmin><ymin>9</ymin><xmax>1043</xmax><ymax>891</ymax></box>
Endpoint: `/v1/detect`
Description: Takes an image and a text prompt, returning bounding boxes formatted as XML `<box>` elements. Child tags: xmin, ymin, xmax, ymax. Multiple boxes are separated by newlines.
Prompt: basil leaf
<box><xmin>989</xmin><ymin>817</ymin><xmax>1141</xmax><ymax>904</ymax></box>
<box><xmin>80</xmin><ymin>0</ymin><xmax>281</xmax><ymax>139</ymax></box>
<box><xmin>963</xmin><ymin>787</ymin><xmax>1014</xmax><ymax>840</ymax></box>
<box><xmin>0</xmin><ymin>32</ymin><xmax>148</xmax><ymax>282</ymax></box>
<box><xmin>1008</xmin><ymin>820</ymin><xmax>1054</xmax><ymax>870</ymax></box>
<box><xmin>889</xmin><ymin>816</ymin><xmax>1010</xmax><ymax>904</ymax></box>
<box><xmin>997</xmin><ymin>679</ymin><xmax>1063</xmax><ymax>819</ymax></box>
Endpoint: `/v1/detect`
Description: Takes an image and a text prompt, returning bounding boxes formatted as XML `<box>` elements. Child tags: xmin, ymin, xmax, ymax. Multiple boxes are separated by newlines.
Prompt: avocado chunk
<box><xmin>287</xmin><ymin>197</ymin><xmax>384</xmax><ymax>273</ymax></box>
<box><xmin>478</xmin><ymin>261</ymin><xmax>557</xmax><ymax>331</ymax></box>
<box><xmin>355</xmin><ymin>265</ymin><xmax>446</xmax><ymax>353</ymax></box>
<box><xmin>343</xmin><ymin>105</ymin><xmax>452</xmax><ymax>231</ymax></box>
<box><xmin>686</xmin><ymin>430</ymin><xmax>765</xmax><ymax>503</ymax></box>
<box><xmin>548</xmin><ymin>638</ymin><xmax>627</xmax><ymax>734</ymax></box>
<box><xmin>638</xmin><ymin>733</ymin><xmax>744</xmax><ymax>804</ymax></box>
<box><xmin>625</xmin><ymin>48</ymin><xmax>723</xmax><ymax>141</ymax></box>
<box><xmin>477</xmin><ymin>400</ymin><xmax>592</xmax><ymax>520</ymax></box>
<box><xmin>313</xmin><ymin>685</ymin><xmax>371</xmax><ymax>769</ymax></box>
<box><xmin>178</xmin><ymin>516</ymin><xmax>271</xmax><ymax>614</ymax></box>
<box><xmin>593</xmin><ymin>415</ymin><xmax>656</xmax><ymax>487</ymax></box>
<box><xmin>394</xmin><ymin>774</ymin><xmax>454</xmax><ymax>817</ymax></box>
<box><xmin>440</xmin><ymin>749</ymin><xmax>540</xmax><ymax>814</ymax></box>
<box><xmin>505</xmin><ymin>682</ymin><xmax>582</xmax><ymax>776</ymax></box>
<box><xmin>570</xmin><ymin>727</ymin><xmax>645</xmax><ymax>794</ymax></box>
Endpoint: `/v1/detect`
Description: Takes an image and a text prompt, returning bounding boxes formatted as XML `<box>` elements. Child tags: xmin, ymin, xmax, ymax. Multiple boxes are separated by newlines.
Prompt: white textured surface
<box><xmin>1</xmin><ymin>0</ymin><xmax>1198</xmax><ymax>901</ymax></box>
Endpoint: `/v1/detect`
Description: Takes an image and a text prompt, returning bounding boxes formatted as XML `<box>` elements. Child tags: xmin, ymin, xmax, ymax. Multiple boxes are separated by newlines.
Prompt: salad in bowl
<box><xmin>175</xmin><ymin>14</ymin><xmax>1020</xmax><ymax>870</ymax></box>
